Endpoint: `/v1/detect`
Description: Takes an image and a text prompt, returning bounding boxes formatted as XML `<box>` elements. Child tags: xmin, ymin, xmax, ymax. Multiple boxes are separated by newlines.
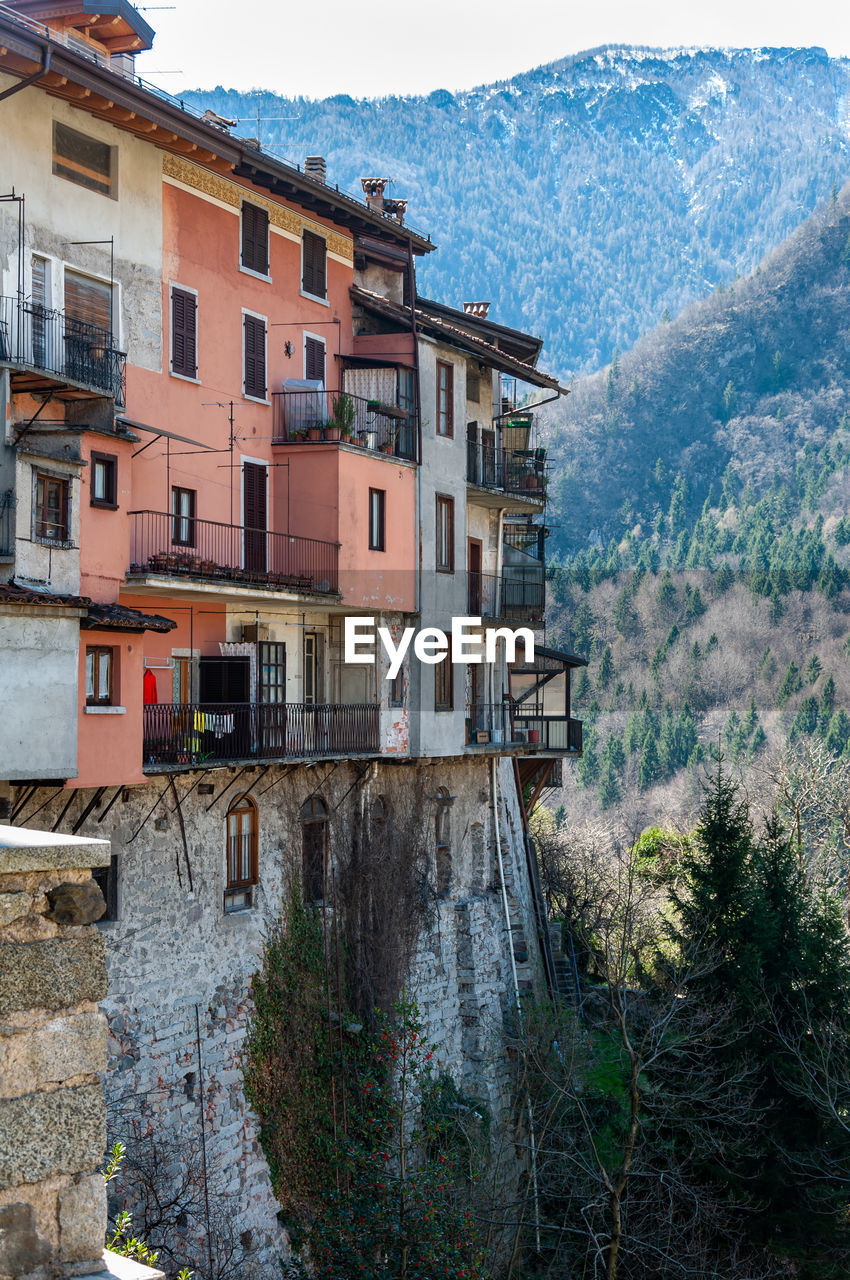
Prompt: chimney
<box><xmin>305</xmin><ymin>155</ymin><xmax>327</xmax><ymax>184</ymax></box>
<box><xmin>463</xmin><ymin>302</ymin><xmax>491</xmax><ymax>319</ymax></box>
<box><xmin>383</xmin><ymin>198</ymin><xmax>407</xmax><ymax>225</ymax></box>
<box><xmin>361</xmin><ymin>176</ymin><xmax>389</xmax><ymax>214</ymax></box>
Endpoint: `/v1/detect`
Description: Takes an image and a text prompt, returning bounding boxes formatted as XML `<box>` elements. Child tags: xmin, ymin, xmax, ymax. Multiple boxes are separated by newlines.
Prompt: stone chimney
<box><xmin>361</xmin><ymin>177</ymin><xmax>389</xmax><ymax>214</ymax></box>
<box><xmin>305</xmin><ymin>155</ymin><xmax>327</xmax><ymax>184</ymax></box>
<box><xmin>463</xmin><ymin>302</ymin><xmax>491</xmax><ymax>319</ymax></box>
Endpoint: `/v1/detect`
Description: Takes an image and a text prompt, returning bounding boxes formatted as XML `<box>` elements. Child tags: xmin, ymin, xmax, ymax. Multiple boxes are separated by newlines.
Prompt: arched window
<box><xmin>225</xmin><ymin>794</ymin><xmax>258</xmax><ymax>912</ymax></box>
<box><xmin>435</xmin><ymin>787</ymin><xmax>451</xmax><ymax>897</ymax></box>
<box><xmin>301</xmin><ymin>795</ymin><xmax>328</xmax><ymax>901</ymax></box>
<box><xmin>371</xmin><ymin>795</ymin><xmax>388</xmax><ymax>833</ymax></box>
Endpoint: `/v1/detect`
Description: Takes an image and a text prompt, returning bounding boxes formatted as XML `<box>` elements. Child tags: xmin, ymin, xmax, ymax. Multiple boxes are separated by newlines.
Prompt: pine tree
<box><xmin>714</xmin><ymin>561</ymin><xmax>734</xmax><ymax>594</ymax></box>
<box><xmin>597</xmin><ymin>643</ymin><xmax>614</xmax><ymax>689</ymax></box>
<box><xmin>776</xmin><ymin>661</ymin><xmax>802</xmax><ymax>706</ymax></box>
<box><xmin>638</xmin><ymin>733</ymin><xmax>660</xmax><ymax>791</ymax></box>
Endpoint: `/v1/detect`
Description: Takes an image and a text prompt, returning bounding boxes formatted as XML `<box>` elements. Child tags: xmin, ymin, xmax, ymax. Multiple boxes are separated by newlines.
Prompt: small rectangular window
<box><xmin>90</xmin><ymin>452</ymin><xmax>117</xmax><ymax>508</ymax></box>
<box><xmin>368</xmin><ymin>488</ymin><xmax>385</xmax><ymax>552</ymax></box>
<box><xmin>435</xmin><ymin>658</ymin><xmax>453</xmax><ymax>711</ymax></box>
<box><xmin>436</xmin><ymin>494</ymin><xmax>454</xmax><ymax>573</ymax></box>
<box><xmin>86</xmin><ymin>646</ymin><xmax>114</xmax><ymax>706</ymax></box>
<box><xmin>171</xmin><ymin>486</ymin><xmax>196</xmax><ymax>546</ymax></box>
<box><xmin>244</xmin><ymin>313</ymin><xmax>267</xmax><ymax>400</ymax></box>
<box><xmin>225</xmin><ymin>797</ymin><xmax>258</xmax><ymax>912</ymax></box>
<box><xmin>305</xmin><ymin>335</ymin><xmax>325</xmax><ymax>383</ymax></box>
<box><xmin>171</xmin><ymin>287</ymin><xmax>197</xmax><ymax>378</ymax></box>
<box><xmin>35</xmin><ymin>472</ymin><xmax>69</xmax><ymax>542</ymax></box>
<box><xmin>53</xmin><ymin>121</ymin><xmax>114</xmax><ymax>198</ymax></box>
<box><xmin>390</xmin><ymin>668</ymin><xmax>404</xmax><ymax>708</ymax></box>
<box><xmin>437</xmin><ymin>361</ymin><xmax>454</xmax><ymax>437</ymax></box>
<box><xmin>241</xmin><ymin>202</ymin><xmax>269</xmax><ymax>276</ymax></box>
<box><xmin>302</xmin><ymin>230</ymin><xmax>327</xmax><ymax>299</ymax></box>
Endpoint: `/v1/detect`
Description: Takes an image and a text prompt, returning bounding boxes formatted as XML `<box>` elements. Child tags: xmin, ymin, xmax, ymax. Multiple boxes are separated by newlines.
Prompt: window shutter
<box><xmin>64</xmin><ymin>271</ymin><xmax>112</xmax><ymax>334</ymax></box>
<box><xmin>305</xmin><ymin>337</ymin><xmax>325</xmax><ymax>383</ymax></box>
<box><xmin>171</xmin><ymin>288</ymin><xmax>197</xmax><ymax>377</ymax></box>
<box><xmin>242</xmin><ymin>203</ymin><xmax>269</xmax><ymax>275</ymax></box>
<box><xmin>244</xmin><ymin>314</ymin><xmax>266</xmax><ymax>399</ymax></box>
<box><xmin>302</xmin><ymin>231</ymin><xmax>326</xmax><ymax>298</ymax></box>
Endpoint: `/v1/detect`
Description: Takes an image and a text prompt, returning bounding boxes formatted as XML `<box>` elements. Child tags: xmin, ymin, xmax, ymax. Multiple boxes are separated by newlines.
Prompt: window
<box><xmin>368</xmin><ymin>488</ymin><xmax>385</xmax><ymax>551</ymax></box>
<box><xmin>90</xmin><ymin>452</ymin><xmax>117</xmax><ymax>508</ymax></box>
<box><xmin>259</xmin><ymin>642</ymin><xmax>286</xmax><ymax>704</ymax></box>
<box><xmin>436</xmin><ymin>495</ymin><xmax>454</xmax><ymax>573</ymax></box>
<box><xmin>35</xmin><ymin>472</ymin><xmax>69</xmax><ymax>542</ymax></box>
<box><xmin>305</xmin><ymin>335</ymin><xmax>325</xmax><ymax>383</ymax></box>
<box><xmin>241</xmin><ymin>202</ymin><xmax>269</xmax><ymax>276</ymax></box>
<box><xmin>86</xmin><ymin>646</ymin><xmax>114</xmax><ymax>706</ymax></box>
<box><xmin>53</xmin><ymin>121</ymin><xmax>115</xmax><ymax>198</ymax></box>
<box><xmin>304</xmin><ymin>633</ymin><xmax>319</xmax><ymax>705</ymax></box>
<box><xmin>389</xmin><ymin>668</ymin><xmax>404</xmax><ymax>708</ymax></box>
<box><xmin>437</xmin><ymin>361</ymin><xmax>454</xmax><ymax>437</ymax></box>
<box><xmin>171</xmin><ymin>487</ymin><xmax>195</xmax><ymax>546</ymax></box>
<box><xmin>244</xmin><ymin>313</ymin><xmax>267</xmax><ymax>400</ymax></box>
<box><xmin>301</xmin><ymin>796</ymin><xmax>328</xmax><ymax>901</ymax></box>
<box><xmin>435</xmin><ymin>656</ymin><xmax>453</xmax><ymax>711</ymax></box>
<box><xmin>171</xmin><ymin>287</ymin><xmax>197</xmax><ymax>379</ymax></box>
<box><xmin>302</xmin><ymin>230</ymin><xmax>327</xmax><ymax>299</ymax></box>
<box><xmin>225</xmin><ymin>794</ymin><xmax>258</xmax><ymax>911</ymax></box>
<box><xmin>435</xmin><ymin>788</ymin><xmax>452</xmax><ymax>896</ymax></box>
<box><xmin>92</xmin><ymin>853</ymin><xmax>118</xmax><ymax>922</ymax></box>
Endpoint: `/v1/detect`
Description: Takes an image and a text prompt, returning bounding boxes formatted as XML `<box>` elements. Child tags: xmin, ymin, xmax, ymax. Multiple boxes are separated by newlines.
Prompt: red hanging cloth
<box><xmin>143</xmin><ymin>668</ymin><xmax>159</xmax><ymax>705</ymax></box>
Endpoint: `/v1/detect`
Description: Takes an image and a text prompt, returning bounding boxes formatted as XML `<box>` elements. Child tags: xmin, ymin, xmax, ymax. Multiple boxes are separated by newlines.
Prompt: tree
<box><xmin>597</xmin><ymin>643</ymin><xmax>614</xmax><ymax>689</ymax></box>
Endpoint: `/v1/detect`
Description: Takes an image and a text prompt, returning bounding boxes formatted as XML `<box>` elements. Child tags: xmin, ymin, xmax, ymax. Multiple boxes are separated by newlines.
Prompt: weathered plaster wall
<box><xmin>0</xmin><ymin>611</ymin><xmax>81</xmax><ymax>781</ymax></box>
<box><xmin>11</xmin><ymin>755</ymin><xmax>541</xmax><ymax>1278</ymax></box>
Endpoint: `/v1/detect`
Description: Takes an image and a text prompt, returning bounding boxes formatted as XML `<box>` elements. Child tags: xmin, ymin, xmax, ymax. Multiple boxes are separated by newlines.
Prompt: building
<box><xmin>0</xmin><ymin>4</ymin><xmax>584</xmax><ymax>1274</ymax></box>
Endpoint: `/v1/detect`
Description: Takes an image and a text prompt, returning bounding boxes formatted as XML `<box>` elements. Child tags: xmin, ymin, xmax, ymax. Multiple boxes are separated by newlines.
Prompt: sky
<box><xmin>134</xmin><ymin>0</ymin><xmax>850</xmax><ymax>100</ymax></box>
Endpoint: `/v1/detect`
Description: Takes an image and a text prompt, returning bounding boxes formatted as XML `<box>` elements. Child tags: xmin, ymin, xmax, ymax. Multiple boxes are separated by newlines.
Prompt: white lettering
<box><xmin>451</xmin><ymin>617</ymin><xmax>483</xmax><ymax>663</ymax></box>
<box><xmin>484</xmin><ymin>626</ymin><xmax>535</xmax><ymax>665</ymax></box>
<box><xmin>344</xmin><ymin>616</ymin><xmax>377</xmax><ymax>664</ymax></box>
<box><xmin>413</xmin><ymin>627</ymin><xmax>449</xmax><ymax>664</ymax></box>
<box><xmin>378</xmin><ymin>626</ymin><xmax>415</xmax><ymax>680</ymax></box>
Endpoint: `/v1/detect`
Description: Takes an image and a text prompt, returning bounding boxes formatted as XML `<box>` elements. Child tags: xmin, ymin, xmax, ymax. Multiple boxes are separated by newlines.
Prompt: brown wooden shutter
<box><xmin>305</xmin><ymin>336</ymin><xmax>325</xmax><ymax>383</ymax></box>
<box><xmin>244</xmin><ymin>314</ymin><xmax>266</xmax><ymax>399</ymax></box>
<box><xmin>64</xmin><ymin>271</ymin><xmax>111</xmax><ymax>334</ymax></box>
<box><xmin>242</xmin><ymin>203</ymin><xmax>269</xmax><ymax>275</ymax></box>
<box><xmin>302</xmin><ymin>231</ymin><xmax>326</xmax><ymax>298</ymax></box>
<box><xmin>171</xmin><ymin>288</ymin><xmax>197</xmax><ymax>377</ymax></box>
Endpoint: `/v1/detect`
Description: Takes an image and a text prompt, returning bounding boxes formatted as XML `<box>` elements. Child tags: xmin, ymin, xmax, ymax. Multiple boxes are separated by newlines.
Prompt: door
<box><xmin>243</xmin><ymin>461</ymin><xmax>267</xmax><ymax>573</ymax></box>
<box><xmin>259</xmin><ymin>641</ymin><xmax>286</xmax><ymax>755</ymax></box>
<box><xmin>468</xmin><ymin>538</ymin><xmax>482</xmax><ymax>614</ymax></box>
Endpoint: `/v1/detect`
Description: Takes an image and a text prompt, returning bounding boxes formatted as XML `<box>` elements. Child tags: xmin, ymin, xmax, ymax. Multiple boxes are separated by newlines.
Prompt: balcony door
<box><xmin>468</xmin><ymin>538</ymin><xmax>482</xmax><ymax>614</ymax></box>
<box><xmin>242</xmin><ymin>460</ymin><xmax>267</xmax><ymax>573</ymax></box>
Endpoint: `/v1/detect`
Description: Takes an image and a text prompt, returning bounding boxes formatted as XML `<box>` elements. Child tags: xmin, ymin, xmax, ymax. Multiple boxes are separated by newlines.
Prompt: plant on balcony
<box><xmin>307</xmin><ymin>425</ymin><xmax>323</xmax><ymax>441</ymax></box>
<box><xmin>331</xmin><ymin>391</ymin><xmax>357</xmax><ymax>436</ymax></box>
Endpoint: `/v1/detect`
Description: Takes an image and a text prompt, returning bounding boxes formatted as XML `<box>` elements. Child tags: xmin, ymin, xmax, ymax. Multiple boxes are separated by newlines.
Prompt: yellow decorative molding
<box><xmin>162</xmin><ymin>154</ymin><xmax>354</xmax><ymax>260</ymax></box>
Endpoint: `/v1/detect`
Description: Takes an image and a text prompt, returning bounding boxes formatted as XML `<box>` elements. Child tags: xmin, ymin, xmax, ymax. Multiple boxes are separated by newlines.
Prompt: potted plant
<box><xmin>323</xmin><ymin>421</ymin><xmax>341</xmax><ymax>441</ymax></box>
<box><xmin>307</xmin><ymin>424</ymin><xmax>322</xmax><ymax>442</ymax></box>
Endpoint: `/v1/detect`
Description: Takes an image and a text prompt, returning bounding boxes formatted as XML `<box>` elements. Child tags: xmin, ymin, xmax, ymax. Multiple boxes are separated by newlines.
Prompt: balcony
<box><xmin>466</xmin><ymin>439</ymin><xmax>546</xmax><ymax>498</ymax></box>
<box><xmin>272</xmin><ymin>390</ymin><xmax>418</xmax><ymax>461</ymax></box>
<box><xmin>467</xmin><ymin>571</ymin><xmax>545</xmax><ymax>622</ymax></box>
<box><xmin>143</xmin><ymin>701</ymin><xmax>380</xmax><ymax>769</ymax></box>
<box><xmin>466</xmin><ymin>702</ymin><xmax>582</xmax><ymax>753</ymax></box>
<box><xmin>129</xmin><ymin>511</ymin><xmax>339</xmax><ymax>594</ymax></box>
<box><xmin>0</xmin><ymin>296</ymin><xmax>126</xmax><ymax>403</ymax></box>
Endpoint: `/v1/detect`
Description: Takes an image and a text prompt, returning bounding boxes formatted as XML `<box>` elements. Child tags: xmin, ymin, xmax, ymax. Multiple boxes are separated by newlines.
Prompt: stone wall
<box><xmin>0</xmin><ymin>826</ymin><xmax>111</xmax><ymax>1280</ymax></box>
<box><xmin>11</xmin><ymin>755</ymin><xmax>544</xmax><ymax>1278</ymax></box>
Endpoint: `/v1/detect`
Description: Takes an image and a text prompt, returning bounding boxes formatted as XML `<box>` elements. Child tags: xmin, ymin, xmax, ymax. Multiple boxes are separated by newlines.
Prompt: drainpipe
<box><xmin>0</xmin><ymin>45</ymin><xmax>52</xmax><ymax>102</ymax></box>
<box><xmin>490</xmin><ymin>756</ymin><xmax>541</xmax><ymax>1253</ymax></box>
<box><xmin>407</xmin><ymin>236</ymin><xmax>422</xmax><ymax>617</ymax></box>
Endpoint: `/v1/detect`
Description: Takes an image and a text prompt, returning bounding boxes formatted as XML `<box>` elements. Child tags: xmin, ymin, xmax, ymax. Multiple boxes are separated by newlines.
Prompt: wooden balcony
<box><xmin>129</xmin><ymin>511</ymin><xmax>339</xmax><ymax>595</ymax></box>
<box><xmin>143</xmin><ymin>701</ymin><xmax>380</xmax><ymax>770</ymax></box>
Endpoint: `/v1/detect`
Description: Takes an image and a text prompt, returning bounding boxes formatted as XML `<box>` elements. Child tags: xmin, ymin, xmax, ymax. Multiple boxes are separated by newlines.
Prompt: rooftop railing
<box><xmin>0</xmin><ymin>296</ymin><xmax>126</xmax><ymax>403</ymax></box>
<box><xmin>143</xmin><ymin>701</ymin><xmax>380</xmax><ymax>768</ymax></box>
<box><xmin>129</xmin><ymin>511</ymin><xmax>339</xmax><ymax>594</ymax></box>
<box><xmin>272</xmin><ymin>390</ymin><xmax>418</xmax><ymax>461</ymax></box>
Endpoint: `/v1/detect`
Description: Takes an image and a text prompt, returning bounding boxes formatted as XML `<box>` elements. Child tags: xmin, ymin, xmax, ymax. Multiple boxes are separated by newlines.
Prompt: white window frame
<box><xmin>238</xmin><ymin>200</ymin><xmax>272</xmax><ymax>283</ymax></box>
<box><xmin>300</xmin><ymin>230</ymin><xmax>329</xmax><ymax>307</ymax></box>
<box><xmin>168</xmin><ymin>280</ymin><xmax>200</xmax><ymax>383</ymax></box>
<box><xmin>303</xmin><ymin>330</ymin><xmax>327</xmax><ymax>385</ymax></box>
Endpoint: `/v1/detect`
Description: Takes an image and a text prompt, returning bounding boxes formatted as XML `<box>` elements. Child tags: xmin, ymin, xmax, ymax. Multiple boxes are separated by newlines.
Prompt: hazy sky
<box><xmin>135</xmin><ymin>0</ymin><xmax>850</xmax><ymax>98</ymax></box>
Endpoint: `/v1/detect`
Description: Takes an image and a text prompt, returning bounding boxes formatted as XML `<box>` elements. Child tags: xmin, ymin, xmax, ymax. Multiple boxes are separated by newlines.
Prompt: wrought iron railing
<box><xmin>466</xmin><ymin>440</ymin><xmax>546</xmax><ymax>496</ymax></box>
<box><xmin>467</xmin><ymin>571</ymin><xmax>545</xmax><ymax>620</ymax></box>
<box><xmin>466</xmin><ymin>704</ymin><xmax>582</xmax><ymax>753</ymax></box>
<box><xmin>0</xmin><ymin>295</ymin><xmax>126</xmax><ymax>403</ymax></box>
<box><xmin>129</xmin><ymin>511</ymin><xmax>339</xmax><ymax>594</ymax></box>
<box><xmin>272</xmin><ymin>390</ymin><xmax>418</xmax><ymax>461</ymax></box>
<box><xmin>143</xmin><ymin>701</ymin><xmax>380</xmax><ymax>768</ymax></box>
<box><xmin>0</xmin><ymin>490</ymin><xmax>15</xmax><ymax>557</ymax></box>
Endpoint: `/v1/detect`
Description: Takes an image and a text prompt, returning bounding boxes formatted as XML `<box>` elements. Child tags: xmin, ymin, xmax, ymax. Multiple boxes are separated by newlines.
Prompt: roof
<box><xmin>0</xmin><ymin>6</ymin><xmax>435</xmax><ymax>253</ymax></box>
<box><xmin>514</xmin><ymin>645</ymin><xmax>588</xmax><ymax>670</ymax></box>
<box><xmin>416</xmin><ymin>296</ymin><xmax>544</xmax><ymax>365</ymax></box>
<box><xmin>5</xmin><ymin>1</ymin><xmax>155</xmax><ymax>51</ymax></box>
<box><xmin>0</xmin><ymin>583</ymin><xmax>176</xmax><ymax>631</ymax></box>
<box><xmin>82</xmin><ymin>601</ymin><xmax>177</xmax><ymax>633</ymax></box>
<box><xmin>350</xmin><ymin>286</ymin><xmax>566</xmax><ymax>392</ymax></box>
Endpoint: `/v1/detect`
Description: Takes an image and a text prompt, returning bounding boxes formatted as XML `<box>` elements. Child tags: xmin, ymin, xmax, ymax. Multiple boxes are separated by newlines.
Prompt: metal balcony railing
<box><xmin>143</xmin><ymin>701</ymin><xmax>381</xmax><ymax>768</ymax></box>
<box><xmin>129</xmin><ymin>511</ymin><xmax>339</xmax><ymax>594</ymax></box>
<box><xmin>466</xmin><ymin>704</ymin><xmax>582</xmax><ymax>753</ymax></box>
<box><xmin>272</xmin><ymin>390</ymin><xmax>418</xmax><ymax>461</ymax></box>
<box><xmin>467</xmin><ymin>571</ymin><xmax>545</xmax><ymax>621</ymax></box>
<box><xmin>0</xmin><ymin>295</ymin><xmax>126</xmax><ymax>403</ymax></box>
<box><xmin>466</xmin><ymin>440</ymin><xmax>546</xmax><ymax>496</ymax></box>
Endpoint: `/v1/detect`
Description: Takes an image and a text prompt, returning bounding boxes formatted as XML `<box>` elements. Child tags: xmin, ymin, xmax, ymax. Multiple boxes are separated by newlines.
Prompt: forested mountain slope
<box><xmin>186</xmin><ymin>45</ymin><xmax>850</xmax><ymax>377</ymax></box>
